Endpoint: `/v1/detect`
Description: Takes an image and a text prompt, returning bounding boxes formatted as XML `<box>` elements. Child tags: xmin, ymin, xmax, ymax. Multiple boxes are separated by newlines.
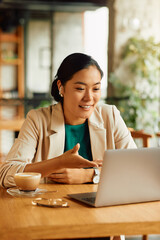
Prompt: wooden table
<box><xmin>1</xmin><ymin>183</ymin><xmax>160</xmax><ymax>240</ymax></box>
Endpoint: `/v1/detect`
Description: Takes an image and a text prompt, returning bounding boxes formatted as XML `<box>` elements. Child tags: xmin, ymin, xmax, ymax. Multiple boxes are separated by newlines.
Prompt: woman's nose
<box><xmin>83</xmin><ymin>90</ymin><xmax>93</xmax><ymax>101</ymax></box>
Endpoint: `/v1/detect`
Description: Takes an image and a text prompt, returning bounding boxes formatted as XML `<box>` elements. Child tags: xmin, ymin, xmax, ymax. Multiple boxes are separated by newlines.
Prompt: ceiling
<box><xmin>0</xmin><ymin>0</ymin><xmax>108</xmax><ymax>12</ymax></box>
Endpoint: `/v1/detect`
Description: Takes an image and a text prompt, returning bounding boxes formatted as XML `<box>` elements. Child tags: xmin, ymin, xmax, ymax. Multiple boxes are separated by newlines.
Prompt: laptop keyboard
<box><xmin>81</xmin><ymin>197</ymin><xmax>95</xmax><ymax>204</ymax></box>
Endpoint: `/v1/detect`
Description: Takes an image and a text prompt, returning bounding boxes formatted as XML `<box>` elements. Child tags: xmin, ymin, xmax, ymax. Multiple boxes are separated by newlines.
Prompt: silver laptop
<box><xmin>68</xmin><ymin>147</ymin><xmax>160</xmax><ymax>207</ymax></box>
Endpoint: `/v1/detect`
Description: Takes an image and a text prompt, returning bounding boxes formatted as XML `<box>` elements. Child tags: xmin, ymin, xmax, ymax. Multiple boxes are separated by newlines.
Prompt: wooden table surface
<box><xmin>1</xmin><ymin>183</ymin><xmax>160</xmax><ymax>240</ymax></box>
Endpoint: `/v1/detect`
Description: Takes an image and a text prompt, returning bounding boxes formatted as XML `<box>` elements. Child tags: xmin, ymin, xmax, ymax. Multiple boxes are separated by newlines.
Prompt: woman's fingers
<box><xmin>83</xmin><ymin>160</ymin><xmax>98</xmax><ymax>168</ymax></box>
<box><xmin>49</xmin><ymin>173</ymin><xmax>64</xmax><ymax>179</ymax></box>
<box><xmin>71</xmin><ymin>144</ymin><xmax>98</xmax><ymax>167</ymax></box>
<box><xmin>71</xmin><ymin>143</ymin><xmax>80</xmax><ymax>154</ymax></box>
<box><xmin>93</xmin><ymin>160</ymin><xmax>103</xmax><ymax>167</ymax></box>
<box><xmin>60</xmin><ymin>144</ymin><xmax>98</xmax><ymax>169</ymax></box>
<box><xmin>49</xmin><ymin>168</ymin><xmax>65</xmax><ymax>174</ymax></box>
<box><xmin>52</xmin><ymin>178</ymin><xmax>67</xmax><ymax>183</ymax></box>
<box><xmin>48</xmin><ymin>168</ymin><xmax>86</xmax><ymax>184</ymax></box>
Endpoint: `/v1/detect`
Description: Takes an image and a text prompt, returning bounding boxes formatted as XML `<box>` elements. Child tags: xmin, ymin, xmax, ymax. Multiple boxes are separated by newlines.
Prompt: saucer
<box><xmin>7</xmin><ymin>188</ymin><xmax>56</xmax><ymax>198</ymax></box>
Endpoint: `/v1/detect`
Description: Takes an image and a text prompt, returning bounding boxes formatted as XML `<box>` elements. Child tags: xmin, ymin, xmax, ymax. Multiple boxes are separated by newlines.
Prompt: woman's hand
<box><xmin>48</xmin><ymin>168</ymin><xmax>94</xmax><ymax>184</ymax></box>
<box><xmin>24</xmin><ymin>143</ymin><xmax>98</xmax><ymax>178</ymax></box>
<box><xmin>93</xmin><ymin>159</ymin><xmax>103</xmax><ymax>167</ymax></box>
<box><xmin>48</xmin><ymin>148</ymin><xmax>103</xmax><ymax>184</ymax></box>
<box><xmin>58</xmin><ymin>143</ymin><xmax>98</xmax><ymax>169</ymax></box>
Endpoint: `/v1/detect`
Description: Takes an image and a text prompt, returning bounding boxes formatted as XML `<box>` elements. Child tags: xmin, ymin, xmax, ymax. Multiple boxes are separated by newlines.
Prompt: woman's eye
<box><xmin>93</xmin><ymin>88</ymin><xmax>100</xmax><ymax>91</ymax></box>
<box><xmin>76</xmin><ymin>87</ymin><xmax>84</xmax><ymax>91</ymax></box>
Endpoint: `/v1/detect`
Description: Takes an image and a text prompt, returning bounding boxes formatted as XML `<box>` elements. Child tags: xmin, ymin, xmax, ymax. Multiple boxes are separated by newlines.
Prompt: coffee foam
<box><xmin>14</xmin><ymin>172</ymin><xmax>41</xmax><ymax>191</ymax></box>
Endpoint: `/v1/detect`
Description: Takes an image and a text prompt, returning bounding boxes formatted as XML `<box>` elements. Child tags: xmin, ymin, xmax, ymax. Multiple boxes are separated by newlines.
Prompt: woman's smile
<box><xmin>79</xmin><ymin>104</ymin><xmax>93</xmax><ymax>110</ymax></box>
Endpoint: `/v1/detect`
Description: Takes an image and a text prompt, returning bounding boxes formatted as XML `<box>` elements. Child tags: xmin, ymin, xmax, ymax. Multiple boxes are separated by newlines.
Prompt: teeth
<box><xmin>80</xmin><ymin>105</ymin><xmax>91</xmax><ymax>109</ymax></box>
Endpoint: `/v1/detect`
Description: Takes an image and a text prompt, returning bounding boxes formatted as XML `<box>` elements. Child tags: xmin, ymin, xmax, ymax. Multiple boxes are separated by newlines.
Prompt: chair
<box><xmin>128</xmin><ymin>128</ymin><xmax>154</xmax><ymax>240</ymax></box>
<box><xmin>156</xmin><ymin>132</ymin><xmax>160</xmax><ymax>137</ymax></box>
<box><xmin>156</xmin><ymin>132</ymin><xmax>160</xmax><ymax>146</ymax></box>
<box><xmin>128</xmin><ymin>128</ymin><xmax>153</xmax><ymax>147</ymax></box>
<box><xmin>142</xmin><ymin>236</ymin><xmax>148</xmax><ymax>240</ymax></box>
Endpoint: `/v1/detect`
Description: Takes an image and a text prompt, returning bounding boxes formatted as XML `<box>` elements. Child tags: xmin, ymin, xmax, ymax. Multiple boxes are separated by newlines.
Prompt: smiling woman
<box><xmin>0</xmin><ymin>52</ymin><xmax>136</xmax><ymax>189</ymax></box>
<box><xmin>57</xmin><ymin>65</ymin><xmax>102</xmax><ymax>125</ymax></box>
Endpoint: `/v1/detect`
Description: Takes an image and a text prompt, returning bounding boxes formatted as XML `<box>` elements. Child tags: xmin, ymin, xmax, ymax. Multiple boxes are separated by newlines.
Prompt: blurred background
<box><xmin>0</xmin><ymin>0</ymin><xmax>159</xmax><ymax>161</ymax></box>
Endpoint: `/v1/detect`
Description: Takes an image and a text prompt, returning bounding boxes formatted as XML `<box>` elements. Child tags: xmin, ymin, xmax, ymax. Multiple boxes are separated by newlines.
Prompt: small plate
<box><xmin>7</xmin><ymin>188</ymin><xmax>57</xmax><ymax>198</ymax></box>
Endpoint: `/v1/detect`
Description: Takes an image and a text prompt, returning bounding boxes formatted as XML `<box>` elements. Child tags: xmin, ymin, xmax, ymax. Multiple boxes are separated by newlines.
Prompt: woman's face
<box><xmin>60</xmin><ymin>66</ymin><xmax>101</xmax><ymax>125</ymax></box>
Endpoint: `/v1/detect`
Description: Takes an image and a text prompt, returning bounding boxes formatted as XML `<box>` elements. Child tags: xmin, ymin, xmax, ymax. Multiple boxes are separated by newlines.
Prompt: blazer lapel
<box><xmin>48</xmin><ymin>103</ymin><xmax>65</xmax><ymax>159</ymax></box>
<box><xmin>48</xmin><ymin>103</ymin><xmax>107</xmax><ymax>161</ymax></box>
<box><xmin>88</xmin><ymin>107</ymin><xmax>107</xmax><ymax>161</ymax></box>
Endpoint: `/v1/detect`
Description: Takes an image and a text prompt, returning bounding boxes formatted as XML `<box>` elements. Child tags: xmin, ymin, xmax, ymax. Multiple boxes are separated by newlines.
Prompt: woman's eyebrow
<box><xmin>74</xmin><ymin>81</ymin><xmax>101</xmax><ymax>85</ymax></box>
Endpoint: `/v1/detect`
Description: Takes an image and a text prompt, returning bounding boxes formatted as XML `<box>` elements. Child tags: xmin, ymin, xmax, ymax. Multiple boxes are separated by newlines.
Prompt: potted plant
<box><xmin>108</xmin><ymin>37</ymin><xmax>160</xmax><ymax>133</ymax></box>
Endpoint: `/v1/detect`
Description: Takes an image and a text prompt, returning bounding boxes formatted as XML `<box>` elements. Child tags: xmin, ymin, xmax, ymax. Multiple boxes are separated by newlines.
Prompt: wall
<box><xmin>52</xmin><ymin>12</ymin><xmax>84</xmax><ymax>78</ymax></box>
<box><xmin>26</xmin><ymin>12</ymin><xmax>83</xmax><ymax>96</ymax></box>
<box><xmin>26</xmin><ymin>20</ymin><xmax>51</xmax><ymax>94</ymax></box>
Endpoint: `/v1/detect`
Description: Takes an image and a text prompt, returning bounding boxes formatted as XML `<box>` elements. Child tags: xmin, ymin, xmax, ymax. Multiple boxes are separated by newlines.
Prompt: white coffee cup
<box><xmin>14</xmin><ymin>172</ymin><xmax>41</xmax><ymax>191</ymax></box>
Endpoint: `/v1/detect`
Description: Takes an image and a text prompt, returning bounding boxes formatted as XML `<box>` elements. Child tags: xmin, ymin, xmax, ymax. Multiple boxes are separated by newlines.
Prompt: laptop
<box><xmin>68</xmin><ymin>147</ymin><xmax>160</xmax><ymax>207</ymax></box>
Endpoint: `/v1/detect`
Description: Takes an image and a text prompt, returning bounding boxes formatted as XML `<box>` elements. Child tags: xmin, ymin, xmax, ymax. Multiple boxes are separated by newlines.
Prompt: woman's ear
<box><xmin>57</xmin><ymin>80</ymin><xmax>62</xmax><ymax>91</ymax></box>
<box><xmin>57</xmin><ymin>80</ymin><xmax>64</xmax><ymax>97</ymax></box>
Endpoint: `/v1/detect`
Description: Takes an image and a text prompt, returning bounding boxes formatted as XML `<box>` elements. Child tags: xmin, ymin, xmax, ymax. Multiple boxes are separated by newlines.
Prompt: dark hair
<box><xmin>51</xmin><ymin>52</ymin><xmax>103</xmax><ymax>102</ymax></box>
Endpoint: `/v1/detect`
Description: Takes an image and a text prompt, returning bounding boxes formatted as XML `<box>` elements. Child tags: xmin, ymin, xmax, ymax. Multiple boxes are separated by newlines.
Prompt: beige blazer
<box><xmin>0</xmin><ymin>103</ymin><xmax>136</xmax><ymax>188</ymax></box>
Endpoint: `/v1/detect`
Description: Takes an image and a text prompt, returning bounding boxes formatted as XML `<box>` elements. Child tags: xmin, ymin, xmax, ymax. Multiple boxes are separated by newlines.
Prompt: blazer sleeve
<box><xmin>0</xmin><ymin>109</ymin><xmax>40</xmax><ymax>188</ymax></box>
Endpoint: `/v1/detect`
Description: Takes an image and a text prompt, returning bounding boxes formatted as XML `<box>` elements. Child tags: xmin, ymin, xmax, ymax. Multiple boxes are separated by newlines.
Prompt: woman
<box><xmin>0</xmin><ymin>53</ymin><xmax>136</xmax><ymax>188</ymax></box>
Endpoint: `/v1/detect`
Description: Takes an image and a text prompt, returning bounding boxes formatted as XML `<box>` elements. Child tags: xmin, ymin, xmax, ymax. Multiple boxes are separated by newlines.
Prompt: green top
<box><xmin>64</xmin><ymin>121</ymin><xmax>92</xmax><ymax>161</ymax></box>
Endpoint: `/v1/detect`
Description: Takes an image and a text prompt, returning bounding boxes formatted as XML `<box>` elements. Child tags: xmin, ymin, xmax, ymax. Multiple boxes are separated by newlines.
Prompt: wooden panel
<box><xmin>0</xmin><ymin>118</ymin><xmax>25</xmax><ymax>131</ymax></box>
<box><xmin>17</xmin><ymin>26</ymin><xmax>24</xmax><ymax>99</ymax></box>
<box><xmin>0</xmin><ymin>59</ymin><xmax>22</xmax><ymax>65</ymax></box>
<box><xmin>0</xmin><ymin>32</ymin><xmax>20</xmax><ymax>43</ymax></box>
<box><xmin>0</xmin><ymin>26</ymin><xmax>25</xmax><ymax>157</ymax></box>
